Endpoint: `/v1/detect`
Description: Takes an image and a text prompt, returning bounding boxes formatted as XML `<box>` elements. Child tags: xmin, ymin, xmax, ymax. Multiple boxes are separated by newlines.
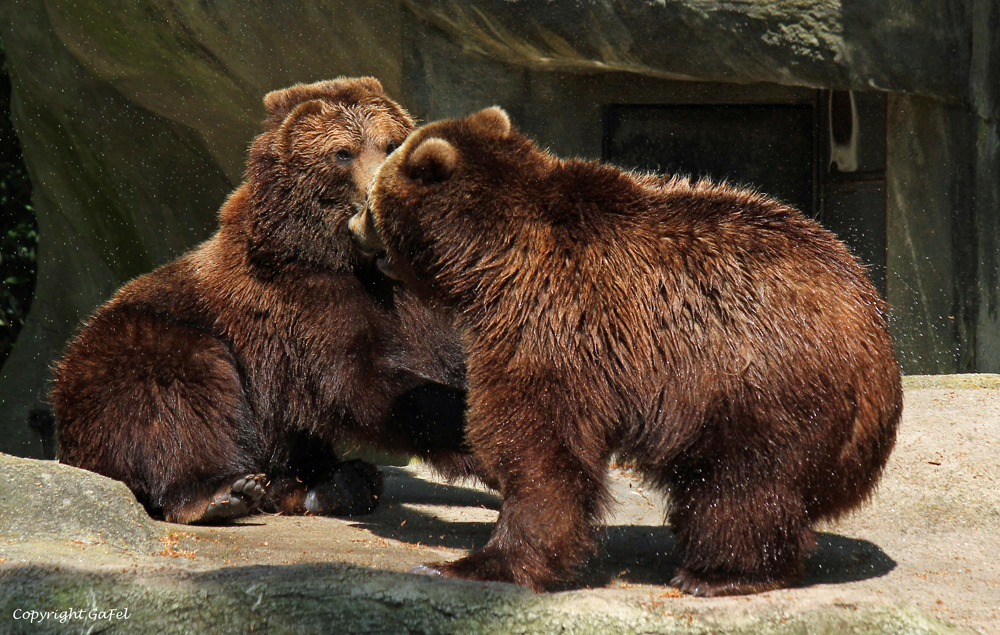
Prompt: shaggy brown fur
<box><xmin>53</xmin><ymin>78</ymin><xmax>480</xmax><ymax>525</ymax></box>
<box><xmin>349</xmin><ymin>107</ymin><xmax>902</xmax><ymax>595</ymax></box>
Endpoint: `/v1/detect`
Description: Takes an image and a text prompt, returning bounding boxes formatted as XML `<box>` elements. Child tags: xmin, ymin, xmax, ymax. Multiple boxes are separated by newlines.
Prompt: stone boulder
<box><xmin>0</xmin><ymin>453</ymin><xmax>162</xmax><ymax>551</ymax></box>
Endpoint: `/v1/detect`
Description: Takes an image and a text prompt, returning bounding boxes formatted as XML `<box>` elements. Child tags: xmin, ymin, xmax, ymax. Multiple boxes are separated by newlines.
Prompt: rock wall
<box><xmin>44</xmin><ymin>0</ymin><xmax>405</xmax><ymax>183</ymax></box>
<box><xmin>403</xmin><ymin>0</ymin><xmax>993</xmax><ymax>120</ymax></box>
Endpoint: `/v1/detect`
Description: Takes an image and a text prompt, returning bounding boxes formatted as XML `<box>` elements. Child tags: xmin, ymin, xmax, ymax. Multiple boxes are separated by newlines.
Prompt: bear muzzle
<box><xmin>347</xmin><ymin>206</ymin><xmax>385</xmax><ymax>256</ymax></box>
<box><xmin>348</xmin><ymin>206</ymin><xmax>402</xmax><ymax>280</ymax></box>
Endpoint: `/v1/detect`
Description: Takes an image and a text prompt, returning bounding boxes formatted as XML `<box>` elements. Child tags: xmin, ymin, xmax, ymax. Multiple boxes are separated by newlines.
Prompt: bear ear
<box><xmin>264</xmin><ymin>86</ymin><xmax>306</xmax><ymax>120</ymax></box>
<box><xmin>353</xmin><ymin>76</ymin><xmax>384</xmax><ymax>95</ymax></box>
<box><xmin>406</xmin><ymin>137</ymin><xmax>458</xmax><ymax>185</ymax></box>
<box><xmin>466</xmin><ymin>106</ymin><xmax>511</xmax><ymax>137</ymax></box>
<box><xmin>263</xmin><ymin>77</ymin><xmax>388</xmax><ymax>130</ymax></box>
<box><xmin>275</xmin><ymin>99</ymin><xmax>326</xmax><ymax>161</ymax></box>
<box><xmin>263</xmin><ymin>85</ymin><xmax>319</xmax><ymax>129</ymax></box>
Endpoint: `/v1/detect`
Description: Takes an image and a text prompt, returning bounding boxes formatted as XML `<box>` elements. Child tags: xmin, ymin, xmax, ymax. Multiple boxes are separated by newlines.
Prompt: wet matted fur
<box><xmin>53</xmin><ymin>78</ymin><xmax>480</xmax><ymax>524</ymax></box>
<box><xmin>349</xmin><ymin>107</ymin><xmax>902</xmax><ymax>595</ymax></box>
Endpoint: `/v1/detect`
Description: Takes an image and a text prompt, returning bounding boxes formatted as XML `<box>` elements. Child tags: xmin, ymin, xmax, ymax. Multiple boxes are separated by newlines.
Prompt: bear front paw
<box><xmin>409</xmin><ymin>553</ymin><xmax>537</xmax><ymax>589</ymax></box>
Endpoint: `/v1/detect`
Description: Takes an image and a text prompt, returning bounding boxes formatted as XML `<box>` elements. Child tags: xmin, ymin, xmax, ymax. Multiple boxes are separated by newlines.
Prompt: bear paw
<box><xmin>670</xmin><ymin>568</ymin><xmax>785</xmax><ymax>597</ymax></box>
<box><xmin>303</xmin><ymin>460</ymin><xmax>383</xmax><ymax>516</ymax></box>
<box><xmin>198</xmin><ymin>474</ymin><xmax>267</xmax><ymax>524</ymax></box>
<box><xmin>407</xmin><ymin>555</ymin><xmax>533</xmax><ymax>589</ymax></box>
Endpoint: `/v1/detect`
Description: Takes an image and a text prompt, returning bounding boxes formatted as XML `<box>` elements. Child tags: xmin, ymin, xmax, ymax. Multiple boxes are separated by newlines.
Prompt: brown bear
<box><xmin>348</xmin><ymin>106</ymin><xmax>903</xmax><ymax>596</ymax></box>
<box><xmin>52</xmin><ymin>78</ymin><xmax>481</xmax><ymax>525</ymax></box>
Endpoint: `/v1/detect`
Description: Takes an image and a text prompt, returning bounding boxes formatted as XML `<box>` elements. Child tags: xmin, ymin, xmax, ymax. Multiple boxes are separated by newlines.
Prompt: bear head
<box><xmin>240</xmin><ymin>77</ymin><xmax>414</xmax><ymax>272</ymax></box>
<box><xmin>349</xmin><ymin>106</ymin><xmax>552</xmax><ymax>302</ymax></box>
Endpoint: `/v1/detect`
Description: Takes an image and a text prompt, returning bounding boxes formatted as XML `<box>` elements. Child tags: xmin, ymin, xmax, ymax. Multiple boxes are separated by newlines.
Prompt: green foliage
<box><xmin>0</xmin><ymin>36</ymin><xmax>39</xmax><ymax>369</ymax></box>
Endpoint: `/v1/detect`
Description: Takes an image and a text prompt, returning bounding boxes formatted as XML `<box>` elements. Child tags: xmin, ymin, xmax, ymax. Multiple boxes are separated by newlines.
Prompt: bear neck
<box><xmin>218</xmin><ymin>180</ymin><xmax>358</xmax><ymax>278</ymax></box>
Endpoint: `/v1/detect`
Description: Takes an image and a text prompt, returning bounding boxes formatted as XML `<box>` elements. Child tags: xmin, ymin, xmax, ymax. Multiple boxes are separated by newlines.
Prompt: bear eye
<box><xmin>335</xmin><ymin>149</ymin><xmax>354</xmax><ymax>165</ymax></box>
<box><xmin>385</xmin><ymin>142</ymin><xmax>399</xmax><ymax>155</ymax></box>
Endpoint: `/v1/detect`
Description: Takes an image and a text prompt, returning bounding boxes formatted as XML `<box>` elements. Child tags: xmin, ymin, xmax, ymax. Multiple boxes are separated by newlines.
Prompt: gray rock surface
<box><xmin>404</xmin><ymin>0</ymin><xmax>996</xmax><ymax>120</ymax></box>
<box><xmin>0</xmin><ymin>453</ymin><xmax>163</xmax><ymax>552</ymax></box>
<box><xmin>1</xmin><ymin>378</ymin><xmax>997</xmax><ymax>633</ymax></box>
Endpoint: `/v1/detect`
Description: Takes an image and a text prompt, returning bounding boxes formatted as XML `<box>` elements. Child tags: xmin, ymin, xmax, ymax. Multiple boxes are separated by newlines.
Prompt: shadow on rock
<box><xmin>378</xmin><ymin>466</ymin><xmax>502</xmax><ymax>509</ymax></box>
<box><xmin>574</xmin><ymin>525</ymin><xmax>682</xmax><ymax>589</ymax></box>
<box><xmin>798</xmin><ymin>532</ymin><xmax>897</xmax><ymax>587</ymax></box>
<box><xmin>580</xmin><ymin>529</ymin><xmax>895</xmax><ymax>590</ymax></box>
<box><xmin>348</xmin><ymin>467</ymin><xmax>499</xmax><ymax>551</ymax></box>
<box><xmin>0</xmin><ymin>561</ymin><xmax>531</xmax><ymax>634</ymax></box>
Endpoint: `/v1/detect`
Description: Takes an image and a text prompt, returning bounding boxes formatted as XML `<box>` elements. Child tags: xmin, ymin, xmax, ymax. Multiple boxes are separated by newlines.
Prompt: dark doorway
<box><xmin>604</xmin><ymin>103</ymin><xmax>818</xmax><ymax>215</ymax></box>
<box><xmin>0</xmin><ymin>37</ymin><xmax>38</xmax><ymax>371</ymax></box>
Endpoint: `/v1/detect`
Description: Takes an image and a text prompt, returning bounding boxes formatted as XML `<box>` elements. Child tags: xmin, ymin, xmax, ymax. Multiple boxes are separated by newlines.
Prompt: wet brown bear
<box><xmin>53</xmin><ymin>78</ymin><xmax>479</xmax><ymax>525</ymax></box>
<box><xmin>349</xmin><ymin>107</ymin><xmax>902</xmax><ymax>595</ymax></box>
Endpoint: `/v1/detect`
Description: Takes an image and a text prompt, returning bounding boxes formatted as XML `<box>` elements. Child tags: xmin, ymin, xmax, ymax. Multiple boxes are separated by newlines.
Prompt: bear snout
<box><xmin>347</xmin><ymin>208</ymin><xmax>404</xmax><ymax>280</ymax></box>
<box><xmin>347</xmin><ymin>206</ymin><xmax>387</xmax><ymax>256</ymax></box>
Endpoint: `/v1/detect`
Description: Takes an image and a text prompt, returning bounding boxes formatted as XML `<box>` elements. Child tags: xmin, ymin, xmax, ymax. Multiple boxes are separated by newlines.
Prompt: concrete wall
<box><xmin>886</xmin><ymin>96</ymin><xmax>976</xmax><ymax>374</ymax></box>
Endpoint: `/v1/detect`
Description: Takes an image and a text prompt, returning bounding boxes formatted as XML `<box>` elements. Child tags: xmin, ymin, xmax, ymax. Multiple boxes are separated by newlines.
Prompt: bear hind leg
<box><xmin>667</xmin><ymin>472</ymin><xmax>813</xmax><ymax>597</ymax></box>
<box><xmin>55</xmin><ymin>315</ymin><xmax>262</xmax><ymax>525</ymax></box>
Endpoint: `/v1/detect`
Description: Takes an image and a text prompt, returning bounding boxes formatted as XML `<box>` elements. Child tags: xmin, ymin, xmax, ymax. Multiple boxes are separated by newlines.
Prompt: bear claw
<box><xmin>670</xmin><ymin>569</ymin><xmax>784</xmax><ymax>597</ymax></box>
<box><xmin>409</xmin><ymin>564</ymin><xmax>444</xmax><ymax>577</ymax></box>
